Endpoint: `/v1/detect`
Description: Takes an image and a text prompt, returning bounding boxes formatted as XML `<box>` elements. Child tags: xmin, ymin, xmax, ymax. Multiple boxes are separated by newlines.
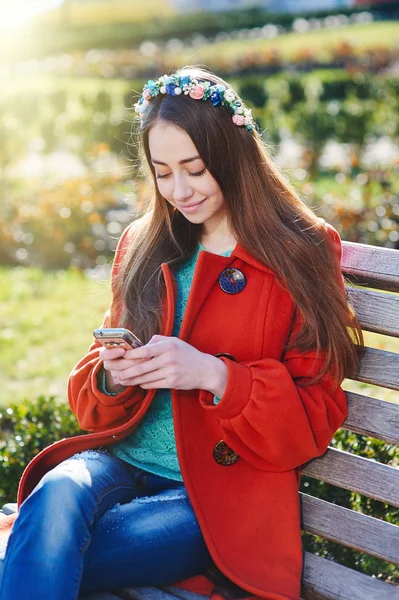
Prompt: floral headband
<box><xmin>134</xmin><ymin>73</ymin><xmax>256</xmax><ymax>133</ymax></box>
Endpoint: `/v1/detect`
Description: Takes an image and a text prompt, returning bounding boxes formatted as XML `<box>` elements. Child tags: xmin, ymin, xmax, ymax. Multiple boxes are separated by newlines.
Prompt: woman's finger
<box><xmin>123</xmin><ymin>338</ymin><xmax>172</xmax><ymax>361</ymax></box>
<box><xmin>103</xmin><ymin>356</ymin><xmax>148</xmax><ymax>373</ymax></box>
<box><xmin>98</xmin><ymin>346</ymin><xmax>125</xmax><ymax>361</ymax></box>
<box><xmin>115</xmin><ymin>355</ymin><xmax>164</xmax><ymax>378</ymax></box>
<box><xmin>118</xmin><ymin>367</ymin><xmax>171</xmax><ymax>388</ymax></box>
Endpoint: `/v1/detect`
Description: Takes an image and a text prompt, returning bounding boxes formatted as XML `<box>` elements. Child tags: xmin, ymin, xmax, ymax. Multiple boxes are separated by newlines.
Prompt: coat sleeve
<box><xmin>67</xmin><ymin>220</ymin><xmax>146</xmax><ymax>432</ymax></box>
<box><xmin>199</xmin><ymin>224</ymin><xmax>348</xmax><ymax>472</ymax></box>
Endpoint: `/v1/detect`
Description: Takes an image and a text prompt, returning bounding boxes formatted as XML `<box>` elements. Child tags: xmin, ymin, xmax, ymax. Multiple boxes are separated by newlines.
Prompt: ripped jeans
<box><xmin>0</xmin><ymin>450</ymin><xmax>212</xmax><ymax>600</ymax></box>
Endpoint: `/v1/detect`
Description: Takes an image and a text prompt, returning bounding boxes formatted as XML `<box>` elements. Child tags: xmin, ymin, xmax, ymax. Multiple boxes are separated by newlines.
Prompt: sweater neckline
<box><xmin>198</xmin><ymin>242</ymin><xmax>234</xmax><ymax>257</ymax></box>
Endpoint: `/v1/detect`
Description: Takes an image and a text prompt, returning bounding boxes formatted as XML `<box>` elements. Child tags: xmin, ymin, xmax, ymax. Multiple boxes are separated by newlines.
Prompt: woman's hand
<box><xmin>99</xmin><ymin>346</ymin><xmax>148</xmax><ymax>394</ymax></box>
<box><xmin>103</xmin><ymin>335</ymin><xmax>228</xmax><ymax>396</ymax></box>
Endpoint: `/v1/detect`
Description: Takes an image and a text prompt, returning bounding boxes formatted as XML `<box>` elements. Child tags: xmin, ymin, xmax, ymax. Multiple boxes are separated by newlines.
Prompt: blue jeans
<box><xmin>0</xmin><ymin>449</ymin><xmax>211</xmax><ymax>600</ymax></box>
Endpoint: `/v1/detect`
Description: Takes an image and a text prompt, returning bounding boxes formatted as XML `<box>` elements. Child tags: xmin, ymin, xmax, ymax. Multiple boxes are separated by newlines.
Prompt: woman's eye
<box><xmin>189</xmin><ymin>169</ymin><xmax>206</xmax><ymax>177</ymax></box>
<box><xmin>156</xmin><ymin>168</ymin><xmax>206</xmax><ymax>180</ymax></box>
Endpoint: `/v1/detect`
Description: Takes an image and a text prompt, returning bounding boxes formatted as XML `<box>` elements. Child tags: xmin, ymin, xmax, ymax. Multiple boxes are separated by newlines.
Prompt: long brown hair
<box><xmin>114</xmin><ymin>65</ymin><xmax>363</xmax><ymax>384</ymax></box>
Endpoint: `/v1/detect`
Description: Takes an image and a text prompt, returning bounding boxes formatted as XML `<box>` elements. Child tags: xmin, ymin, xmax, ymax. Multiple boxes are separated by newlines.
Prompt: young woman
<box><xmin>0</xmin><ymin>66</ymin><xmax>362</xmax><ymax>600</ymax></box>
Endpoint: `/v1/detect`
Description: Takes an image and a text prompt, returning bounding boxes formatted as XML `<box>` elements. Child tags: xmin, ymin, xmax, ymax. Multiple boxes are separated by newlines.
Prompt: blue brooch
<box><xmin>218</xmin><ymin>268</ymin><xmax>246</xmax><ymax>294</ymax></box>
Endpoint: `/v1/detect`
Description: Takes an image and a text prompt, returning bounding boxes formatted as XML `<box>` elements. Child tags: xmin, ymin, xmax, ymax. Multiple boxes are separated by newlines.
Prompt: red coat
<box><xmin>11</xmin><ymin>221</ymin><xmax>347</xmax><ymax>600</ymax></box>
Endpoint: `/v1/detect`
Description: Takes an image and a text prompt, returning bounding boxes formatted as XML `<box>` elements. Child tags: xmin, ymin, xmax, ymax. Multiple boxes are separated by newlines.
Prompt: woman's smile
<box><xmin>177</xmin><ymin>198</ymin><xmax>207</xmax><ymax>212</ymax></box>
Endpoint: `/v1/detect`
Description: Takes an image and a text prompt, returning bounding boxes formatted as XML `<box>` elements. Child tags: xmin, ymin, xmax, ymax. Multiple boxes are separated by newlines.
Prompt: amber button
<box><xmin>218</xmin><ymin>268</ymin><xmax>246</xmax><ymax>294</ymax></box>
<box><xmin>213</xmin><ymin>440</ymin><xmax>240</xmax><ymax>466</ymax></box>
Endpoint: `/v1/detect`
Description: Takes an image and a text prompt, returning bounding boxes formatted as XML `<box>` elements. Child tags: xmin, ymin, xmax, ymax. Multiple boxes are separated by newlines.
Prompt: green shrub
<box><xmin>0</xmin><ymin>396</ymin><xmax>83</xmax><ymax>505</ymax></box>
<box><xmin>237</xmin><ymin>78</ymin><xmax>268</xmax><ymax>108</ymax></box>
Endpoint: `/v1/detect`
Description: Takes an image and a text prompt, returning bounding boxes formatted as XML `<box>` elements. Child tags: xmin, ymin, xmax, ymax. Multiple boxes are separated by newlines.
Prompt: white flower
<box><xmin>174</xmin><ymin>87</ymin><xmax>182</xmax><ymax>95</ymax></box>
<box><xmin>224</xmin><ymin>89</ymin><xmax>235</xmax><ymax>102</ymax></box>
<box><xmin>160</xmin><ymin>86</ymin><xmax>167</xmax><ymax>94</ymax></box>
<box><xmin>235</xmin><ymin>107</ymin><xmax>244</xmax><ymax>115</ymax></box>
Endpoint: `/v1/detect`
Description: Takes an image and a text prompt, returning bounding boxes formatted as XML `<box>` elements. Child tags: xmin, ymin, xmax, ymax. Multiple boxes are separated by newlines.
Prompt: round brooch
<box><xmin>218</xmin><ymin>268</ymin><xmax>246</xmax><ymax>295</ymax></box>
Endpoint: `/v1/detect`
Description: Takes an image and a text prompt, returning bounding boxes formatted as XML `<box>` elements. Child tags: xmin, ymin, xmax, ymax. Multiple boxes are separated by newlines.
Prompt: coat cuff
<box><xmin>91</xmin><ymin>361</ymin><xmax>134</xmax><ymax>407</ymax></box>
<box><xmin>198</xmin><ymin>357</ymin><xmax>252</xmax><ymax>419</ymax></box>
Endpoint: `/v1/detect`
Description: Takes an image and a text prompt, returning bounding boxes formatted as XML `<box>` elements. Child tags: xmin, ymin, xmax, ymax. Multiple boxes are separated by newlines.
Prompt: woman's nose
<box><xmin>172</xmin><ymin>174</ymin><xmax>194</xmax><ymax>203</ymax></box>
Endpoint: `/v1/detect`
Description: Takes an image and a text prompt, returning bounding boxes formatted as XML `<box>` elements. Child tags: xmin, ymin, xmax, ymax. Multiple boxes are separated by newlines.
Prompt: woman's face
<box><xmin>148</xmin><ymin>121</ymin><xmax>226</xmax><ymax>232</ymax></box>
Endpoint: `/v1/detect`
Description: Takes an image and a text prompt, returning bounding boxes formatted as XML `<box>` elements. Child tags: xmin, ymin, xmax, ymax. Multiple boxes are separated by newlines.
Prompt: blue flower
<box><xmin>166</xmin><ymin>83</ymin><xmax>178</xmax><ymax>96</ymax></box>
<box><xmin>209</xmin><ymin>89</ymin><xmax>223</xmax><ymax>106</ymax></box>
<box><xmin>180</xmin><ymin>75</ymin><xmax>191</xmax><ymax>86</ymax></box>
<box><xmin>147</xmin><ymin>80</ymin><xmax>159</xmax><ymax>95</ymax></box>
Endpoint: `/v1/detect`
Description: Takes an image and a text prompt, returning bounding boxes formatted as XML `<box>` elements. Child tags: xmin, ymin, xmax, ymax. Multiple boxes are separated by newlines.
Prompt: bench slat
<box><xmin>302</xmin><ymin>551</ymin><xmax>399</xmax><ymax>600</ymax></box>
<box><xmin>352</xmin><ymin>347</ymin><xmax>399</xmax><ymax>390</ymax></box>
<box><xmin>302</xmin><ymin>447</ymin><xmax>399</xmax><ymax>507</ymax></box>
<box><xmin>346</xmin><ymin>287</ymin><xmax>399</xmax><ymax>337</ymax></box>
<box><xmin>343</xmin><ymin>392</ymin><xmax>399</xmax><ymax>445</ymax></box>
<box><xmin>300</xmin><ymin>493</ymin><xmax>399</xmax><ymax>564</ymax></box>
<box><xmin>342</xmin><ymin>242</ymin><xmax>399</xmax><ymax>293</ymax></box>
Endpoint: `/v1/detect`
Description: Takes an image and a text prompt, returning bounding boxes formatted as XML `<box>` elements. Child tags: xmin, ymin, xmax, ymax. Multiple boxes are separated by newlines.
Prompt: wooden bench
<box><xmin>1</xmin><ymin>240</ymin><xmax>399</xmax><ymax>599</ymax></box>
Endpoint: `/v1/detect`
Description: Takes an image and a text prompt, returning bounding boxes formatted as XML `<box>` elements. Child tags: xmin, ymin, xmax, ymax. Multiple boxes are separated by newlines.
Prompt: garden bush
<box><xmin>0</xmin><ymin>396</ymin><xmax>83</xmax><ymax>506</ymax></box>
<box><xmin>0</xmin><ymin>174</ymin><xmax>141</xmax><ymax>269</ymax></box>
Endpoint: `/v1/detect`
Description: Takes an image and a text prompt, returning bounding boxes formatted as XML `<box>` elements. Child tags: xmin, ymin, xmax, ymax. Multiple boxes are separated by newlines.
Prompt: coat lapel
<box><xmin>162</xmin><ymin>249</ymin><xmax>238</xmax><ymax>342</ymax></box>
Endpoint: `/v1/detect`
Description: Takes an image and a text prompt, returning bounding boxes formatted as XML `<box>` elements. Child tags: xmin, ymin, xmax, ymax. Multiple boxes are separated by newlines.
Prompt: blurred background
<box><xmin>0</xmin><ymin>0</ymin><xmax>398</xmax><ymax>582</ymax></box>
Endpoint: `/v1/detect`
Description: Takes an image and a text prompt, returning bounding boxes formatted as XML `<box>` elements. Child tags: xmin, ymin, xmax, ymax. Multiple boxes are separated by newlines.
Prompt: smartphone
<box><xmin>93</xmin><ymin>328</ymin><xmax>144</xmax><ymax>350</ymax></box>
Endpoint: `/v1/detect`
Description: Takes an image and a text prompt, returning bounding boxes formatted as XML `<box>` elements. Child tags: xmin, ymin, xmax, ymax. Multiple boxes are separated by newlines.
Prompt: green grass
<box><xmin>0</xmin><ymin>267</ymin><xmax>111</xmax><ymax>407</ymax></box>
<box><xmin>1</xmin><ymin>266</ymin><xmax>398</xmax><ymax>408</ymax></box>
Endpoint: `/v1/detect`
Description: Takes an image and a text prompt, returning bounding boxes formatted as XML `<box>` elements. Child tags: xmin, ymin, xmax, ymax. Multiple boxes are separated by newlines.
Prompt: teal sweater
<box><xmin>110</xmin><ymin>242</ymin><xmax>232</xmax><ymax>481</ymax></box>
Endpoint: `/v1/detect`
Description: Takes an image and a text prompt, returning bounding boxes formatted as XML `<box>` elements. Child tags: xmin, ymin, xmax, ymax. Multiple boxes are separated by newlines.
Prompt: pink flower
<box><xmin>143</xmin><ymin>88</ymin><xmax>152</xmax><ymax>100</ymax></box>
<box><xmin>189</xmin><ymin>84</ymin><xmax>205</xmax><ymax>100</ymax></box>
<box><xmin>232</xmin><ymin>114</ymin><xmax>245</xmax><ymax>126</ymax></box>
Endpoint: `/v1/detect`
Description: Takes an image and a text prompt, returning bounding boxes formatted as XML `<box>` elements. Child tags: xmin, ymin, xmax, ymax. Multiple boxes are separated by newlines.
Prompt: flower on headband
<box><xmin>166</xmin><ymin>83</ymin><xmax>178</xmax><ymax>96</ymax></box>
<box><xmin>232</xmin><ymin>114</ymin><xmax>245</xmax><ymax>126</ymax></box>
<box><xmin>209</xmin><ymin>89</ymin><xmax>223</xmax><ymax>106</ymax></box>
<box><xmin>180</xmin><ymin>75</ymin><xmax>192</xmax><ymax>87</ymax></box>
<box><xmin>224</xmin><ymin>89</ymin><xmax>236</xmax><ymax>103</ymax></box>
<box><xmin>189</xmin><ymin>84</ymin><xmax>205</xmax><ymax>100</ymax></box>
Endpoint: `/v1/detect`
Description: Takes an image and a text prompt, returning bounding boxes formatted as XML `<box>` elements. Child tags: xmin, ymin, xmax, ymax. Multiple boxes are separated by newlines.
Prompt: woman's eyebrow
<box><xmin>151</xmin><ymin>155</ymin><xmax>201</xmax><ymax>166</ymax></box>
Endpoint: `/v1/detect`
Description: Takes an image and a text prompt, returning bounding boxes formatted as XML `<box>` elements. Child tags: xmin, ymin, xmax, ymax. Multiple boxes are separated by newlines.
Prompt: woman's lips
<box><xmin>178</xmin><ymin>198</ymin><xmax>206</xmax><ymax>213</ymax></box>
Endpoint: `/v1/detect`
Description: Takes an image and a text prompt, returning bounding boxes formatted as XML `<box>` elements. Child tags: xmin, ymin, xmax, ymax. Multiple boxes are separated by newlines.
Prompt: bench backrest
<box><xmin>300</xmin><ymin>241</ymin><xmax>399</xmax><ymax>600</ymax></box>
